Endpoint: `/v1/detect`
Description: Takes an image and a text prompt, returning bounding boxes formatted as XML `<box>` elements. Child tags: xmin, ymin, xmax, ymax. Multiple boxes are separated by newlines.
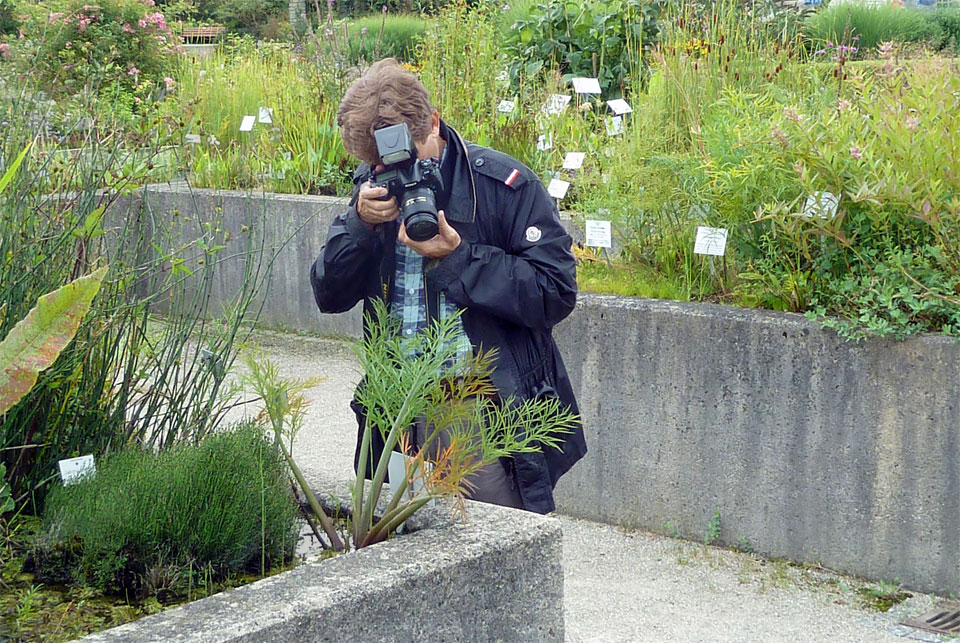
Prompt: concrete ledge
<box><xmin>82</xmin><ymin>473</ymin><xmax>564</xmax><ymax>642</ymax></box>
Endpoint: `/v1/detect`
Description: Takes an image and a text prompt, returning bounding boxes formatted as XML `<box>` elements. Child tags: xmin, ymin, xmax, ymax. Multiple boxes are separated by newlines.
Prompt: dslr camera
<box><xmin>369</xmin><ymin>122</ymin><xmax>444</xmax><ymax>242</ymax></box>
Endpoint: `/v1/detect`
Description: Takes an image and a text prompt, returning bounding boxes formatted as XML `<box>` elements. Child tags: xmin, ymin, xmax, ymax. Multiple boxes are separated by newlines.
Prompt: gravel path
<box><xmin>236</xmin><ymin>330</ymin><xmax>945</xmax><ymax>643</ymax></box>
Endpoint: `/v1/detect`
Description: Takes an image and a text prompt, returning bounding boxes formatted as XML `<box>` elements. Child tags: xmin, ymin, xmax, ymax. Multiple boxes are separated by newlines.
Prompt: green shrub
<box><xmin>927</xmin><ymin>5</ymin><xmax>960</xmax><ymax>53</ymax></box>
<box><xmin>342</xmin><ymin>13</ymin><xmax>427</xmax><ymax>64</ymax></box>
<box><xmin>16</xmin><ymin>0</ymin><xmax>179</xmax><ymax>98</ymax></box>
<box><xmin>0</xmin><ymin>0</ymin><xmax>18</xmax><ymax>35</ymax></box>
<box><xmin>37</xmin><ymin>422</ymin><xmax>299</xmax><ymax>598</ymax></box>
<box><xmin>803</xmin><ymin>4</ymin><xmax>940</xmax><ymax>54</ymax></box>
<box><xmin>504</xmin><ymin>0</ymin><xmax>665</xmax><ymax>97</ymax></box>
<box><xmin>212</xmin><ymin>0</ymin><xmax>285</xmax><ymax>37</ymax></box>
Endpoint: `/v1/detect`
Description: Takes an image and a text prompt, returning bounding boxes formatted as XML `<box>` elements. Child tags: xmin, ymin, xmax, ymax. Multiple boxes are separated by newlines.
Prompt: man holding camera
<box><xmin>310</xmin><ymin>58</ymin><xmax>585</xmax><ymax>514</ymax></box>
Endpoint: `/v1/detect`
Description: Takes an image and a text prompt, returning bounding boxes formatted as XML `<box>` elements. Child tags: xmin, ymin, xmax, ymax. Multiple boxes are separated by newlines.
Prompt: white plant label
<box><xmin>606</xmin><ymin>116</ymin><xmax>624</xmax><ymax>136</ymax></box>
<box><xmin>606</xmin><ymin>98</ymin><xmax>633</xmax><ymax>115</ymax></box>
<box><xmin>547</xmin><ymin>178</ymin><xmax>570</xmax><ymax>200</ymax></box>
<box><xmin>562</xmin><ymin>152</ymin><xmax>586</xmax><ymax>170</ymax></box>
<box><xmin>585</xmin><ymin>220</ymin><xmax>612</xmax><ymax>248</ymax></box>
<box><xmin>536</xmin><ymin>133</ymin><xmax>553</xmax><ymax>152</ymax></box>
<box><xmin>497</xmin><ymin>100</ymin><xmax>515</xmax><ymax>113</ymax></box>
<box><xmin>258</xmin><ymin>107</ymin><xmax>274</xmax><ymax>124</ymax></box>
<box><xmin>694</xmin><ymin>226</ymin><xmax>729</xmax><ymax>256</ymax></box>
<box><xmin>542</xmin><ymin>94</ymin><xmax>571</xmax><ymax>116</ymax></box>
<box><xmin>271</xmin><ymin>166</ymin><xmax>285</xmax><ymax>180</ymax></box>
<box><xmin>802</xmin><ymin>191</ymin><xmax>840</xmax><ymax>219</ymax></box>
<box><xmin>184</xmin><ymin>134</ymin><xmax>201</xmax><ymax>144</ymax></box>
<box><xmin>59</xmin><ymin>455</ymin><xmax>95</xmax><ymax>485</ymax></box>
<box><xmin>239</xmin><ymin>115</ymin><xmax>256</xmax><ymax>132</ymax></box>
<box><xmin>496</xmin><ymin>70</ymin><xmax>509</xmax><ymax>83</ymax></box>
<box><xmin>388</xmin><ymin>452</ymin><xmax>424</xmax><ymax>498</ymax></box>
<box><xmin>572</xmin><ymin>77</ymin><xmax>602</xmax><ymax>94</ymax></box>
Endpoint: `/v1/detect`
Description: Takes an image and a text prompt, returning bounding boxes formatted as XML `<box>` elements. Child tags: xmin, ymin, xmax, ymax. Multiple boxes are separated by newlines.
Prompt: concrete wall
<box><xmin>128</xmin><ymin>185</ymin><xmax>960</xmax><ymax>595</ymax></box>
<box><xmin>83</xmin><ymin>472</ymin><xmax>564</xmax><ymax>642</ymax></box>
<box><xmin>553</xmin><ymin>294</ymin><xmax>960</xmax><ymax>596</ymax></box>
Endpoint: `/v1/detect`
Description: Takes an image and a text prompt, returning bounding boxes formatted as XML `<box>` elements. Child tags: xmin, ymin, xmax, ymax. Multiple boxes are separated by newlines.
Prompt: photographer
<box><xmin>309</xmin><ymin>58</ymin><xmax>586</xmax><ymax>514</ymax></box>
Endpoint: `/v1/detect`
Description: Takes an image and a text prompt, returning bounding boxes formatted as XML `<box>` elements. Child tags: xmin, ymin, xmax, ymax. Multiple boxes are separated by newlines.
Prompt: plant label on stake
<box><xmin>184</xmin><ymin>134</ymin><xmax>201</xmax><ymax>144</ymax></box>
<box><xmin>562</xmin><ymin>152</ymin><xmax>586</xmax><ymax>170</ymax></box>
<box><xmin>541</xmin><ymin>94</ymin><xmax>571</xmax><ymax>116</ymax></box>
<box><xmin>585</xmin><ymin>220</ymin><xmax>612</xmax><ymax>248</ymax></box>
<box><xmin>239</xmin><ymin>115</ymin><xmax>256</xmax><ymax>132</ymax></box>
<box><xmin>606</xmin><ymin>98</ymin><xmax>633</xmax><ymax>115</ymax></box>
<box><xmin>572</xmin><ymin>77</ymin><xmax>602</xmax><ymax>94</ymax></box>
<box><xmin>537</xmin><ymin>133</ymin><xmax>553</xmax><ymax>152</ymax></box>
<box><xmin>387</xmin><ymin>451</ymin><xmax>428</xmax><ymax>532</ymax></box>
<box><xmin>694</xmin><ymin>226</ymin><xmax>728</xmax><ymax>256</ymax></box>
<box><xmin>58</xmin><ymin>455</ymin><xmax>95</xmax><ymax>485</ymax></box>
<box><xmin>258</xmin><ymin>107</ymin><xmax>274</xmax><ymax>124</ymax></box>
<box><xmin>547</xmin><ymin>178</ymin><xmax>570</xmax><ymax>200</ymax></box>
<box><xmin>802</xmin><ymin>191</ymin><xmax>840</xmax><ymax>218</ymax></box>
<box><xmin>606</xmin><ymin>116</ymin><xmax>625</xmax><ymax>136</ymax></box>
<box><xmin>497</xmin><ymin>99</ymin><xmax>515</xmax><ymax>113</ymax></box>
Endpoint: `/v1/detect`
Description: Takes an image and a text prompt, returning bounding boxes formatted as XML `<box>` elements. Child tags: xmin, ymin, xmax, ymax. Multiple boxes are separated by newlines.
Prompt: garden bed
<box><xmin>79</xmin><ymin>472</ymin><xmax>565</xmax><ymax>642</ymax></box>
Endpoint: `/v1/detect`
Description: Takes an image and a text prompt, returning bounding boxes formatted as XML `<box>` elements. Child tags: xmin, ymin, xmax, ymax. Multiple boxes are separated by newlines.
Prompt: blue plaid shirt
<box><xmin>391</xmin><ymin>146</ymin><xmax>472</xmax><ymax>367</ymax></box>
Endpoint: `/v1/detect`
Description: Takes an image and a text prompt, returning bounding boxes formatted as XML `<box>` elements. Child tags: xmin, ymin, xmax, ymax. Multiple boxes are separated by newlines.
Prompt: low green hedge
<box><xmin>35</xmin><ymin>422</ymin><xmax>299</xmax><ymax>599</ymax></box>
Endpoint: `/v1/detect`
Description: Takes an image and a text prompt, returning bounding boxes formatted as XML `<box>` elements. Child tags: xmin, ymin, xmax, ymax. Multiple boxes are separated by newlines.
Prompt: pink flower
<box><xmin>360</xmin><ymin>27</ymin><xmax>367</xmax><ymax>35</ymax></box>
<box><xmin>65</xmin><ymin>41</ymin><xmax>72</xmax><ymax>47</ymax></box>
<box><xmin>849</xmin><ymin>146</ymin><xmax>862</xmax><ymax>159</ymax></box>
<box><xmin>164</xmin><ymin>76</ymin><xmax>175</xmax><ymax>89</ymax></box>
<box><xmin>128</xmin><ymin>66</ymin><xmax>140</xmax><ymax>76</ymax></box>
<box><xmin>0</xmin><ymin>43</ymin><xmax>9</xmax><ymax>58</ymax></box>
<box><xmin>123</xmin><ymin>23</ymin><xmax>134</xmax><ymax>33</ymax></box>
<box><xmin>837</xmin><ymin>99</ymin><xmax>851</xmax><ymax>111</ymax></box>
<box><xmin>143</xmin><ymin>0</ymin><xmax>155</xmax><ymax>4</ymax></box>
<box><xmin>783</xmin><ymin>107</ymin><xmax>803</xmax><ymax>123</ymax></box>
<box><xmin>138</xmin><ymin>19</ymin><xmax>147</xmax><ymax>28</ymax></box>
<box><xmin>48</xmin><ymin>12</ymin><xmax>65</xmax><ymax>24</ymax></box>
<box><xmin>906</xmin><ymin>117</ymin><xmax>919</xmax><ymax>130</ymax></box>
<box><xmin>134</xmin><ymin>97</ymin><xmax>141</xmax><ymax>103</ymax></box>
<box><xmin>18</xmin><ymin>28</ymin><xmax>26</xmax><ymax>38</ymax></box>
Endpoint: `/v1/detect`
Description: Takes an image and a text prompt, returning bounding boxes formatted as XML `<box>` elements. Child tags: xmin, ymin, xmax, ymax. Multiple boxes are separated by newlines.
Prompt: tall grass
<box><xmin>803</xmin><ymin>3</ymin><xmax>941</xmax><ymax>53</ymax></box>
<box><xmin>0</xmin><ymin>85</ymin><xmax>274</xmax><ymax>509</ymax></box>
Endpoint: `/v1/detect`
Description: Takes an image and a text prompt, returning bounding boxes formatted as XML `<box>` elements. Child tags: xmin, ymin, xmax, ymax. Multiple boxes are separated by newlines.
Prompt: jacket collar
<box><xmin>437</xmin><ymin>120</ymin><xmax>477</xmax><ymax>224</ymax></box>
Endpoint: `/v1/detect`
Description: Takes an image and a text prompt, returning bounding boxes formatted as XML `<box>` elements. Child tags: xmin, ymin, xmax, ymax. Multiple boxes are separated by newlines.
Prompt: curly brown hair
<box><xmin>337</xmin><ymin>58</ymin><xmax>435</xmax><ymax>166</ymax></box>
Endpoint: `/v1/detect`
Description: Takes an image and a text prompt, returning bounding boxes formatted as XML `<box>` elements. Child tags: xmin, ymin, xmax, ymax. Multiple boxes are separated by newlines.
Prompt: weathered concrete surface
<box><xmin>123</xmin><ymin>185</ymin><xmax>960</xmax><ymax>595</ymax></box>
<box><xmin>552</xmin><ymin>293</ymin><xmax>960</xmax><ymax>596</ymax></box>
<box><xmin>83</xmin><ymin>471</ymin><xmax>564</xmax><ymax>642</ymax></box>
<box><xmin>231</xmin><ymin>331</ymin><xmax>950</xmax><ymax>643</ymax></box>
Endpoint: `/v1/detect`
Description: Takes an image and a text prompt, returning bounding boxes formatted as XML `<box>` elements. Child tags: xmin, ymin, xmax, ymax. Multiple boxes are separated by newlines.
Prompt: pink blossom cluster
<box><xmin>0</xmin><ymin>43</ymin><xmax>10</xmax><ymax>59</ymax></box>
<box><xmin>138</xmin><ymin>11</ymin><xmax>167</xmax><ymax>31</ymax></box>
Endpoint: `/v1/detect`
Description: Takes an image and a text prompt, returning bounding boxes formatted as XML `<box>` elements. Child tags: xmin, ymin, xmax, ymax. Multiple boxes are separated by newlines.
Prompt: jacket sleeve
<box><xmin>310</xmin><ymin>187</ymin><xmax>384</xmax><ymax>314</ymax></box>
<box><xmin>424</xmin><ymin>178</ymin><xmax>577</xmax><ymax>330</ymax></box>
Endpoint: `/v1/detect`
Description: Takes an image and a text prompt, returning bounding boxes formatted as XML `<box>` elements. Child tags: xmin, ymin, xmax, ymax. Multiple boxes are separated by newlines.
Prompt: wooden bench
<box><xmin>180</xmin><ymin>25</ymin><xmax>225</xmax><ymax>43</ymax></box>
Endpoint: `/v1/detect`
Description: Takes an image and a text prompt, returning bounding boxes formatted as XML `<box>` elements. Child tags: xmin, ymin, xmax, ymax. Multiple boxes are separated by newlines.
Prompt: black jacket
<box><xmin>309</xmin><ymin>121</ymin><xmax>586</xmax><ymax>514</ymax></box>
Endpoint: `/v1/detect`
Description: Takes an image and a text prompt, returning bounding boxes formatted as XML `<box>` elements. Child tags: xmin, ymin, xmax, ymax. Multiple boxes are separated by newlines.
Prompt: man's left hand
<box><xmin>399</xmin><ymin>210</ymin><xmax>461</xmax><ymax>259</ymax></box>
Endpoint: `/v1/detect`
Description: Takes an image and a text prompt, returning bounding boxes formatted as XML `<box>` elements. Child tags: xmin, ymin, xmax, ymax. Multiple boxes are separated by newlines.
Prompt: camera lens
<box><xmin>400</xmin><ymin>187</ymin><xmax>439</xmax><ymax>241</ymax></box>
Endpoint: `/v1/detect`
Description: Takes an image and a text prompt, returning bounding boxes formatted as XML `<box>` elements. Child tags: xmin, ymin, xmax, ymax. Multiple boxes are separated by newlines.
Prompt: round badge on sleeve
<box><xmin>525</xmin><ymin>226</ymin><xmax>542</xmax><ymax>243</ymax></box>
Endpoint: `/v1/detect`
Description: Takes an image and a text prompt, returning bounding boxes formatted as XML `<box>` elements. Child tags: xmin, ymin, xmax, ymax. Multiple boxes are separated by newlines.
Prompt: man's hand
<box><xmin>356</xmin><ymin>182</ymin><xmax>399</xmax><ymax>227</ymax></box>
<box><xmin>399</xmin><ymin>210</ymin><xmax>461</xmax><ymax>259</ymax></box>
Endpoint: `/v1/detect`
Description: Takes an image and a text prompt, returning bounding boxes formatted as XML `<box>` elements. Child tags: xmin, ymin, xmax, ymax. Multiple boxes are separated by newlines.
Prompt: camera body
<box><xmin>369</xmin><ymin>122</ymin><xmax>444</xmax><ymax>242</ymax></box>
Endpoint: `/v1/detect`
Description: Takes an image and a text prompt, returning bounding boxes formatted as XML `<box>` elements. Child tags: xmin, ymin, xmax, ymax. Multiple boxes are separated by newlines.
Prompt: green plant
<box><xmin>927</xmin><ymin>5</ymin><xmax>960</xmax><ymax>53</ymax></box>
<box><xmin>0</xmin><ymin>0</ymin><xmax>18</xmax><ymax>35</ymax></box>
<box><xmin>505</xmin><ymin>0</ymin><xmax>664</xmax><ymax>97</ymax></box>
<box><xmin>16</xmin><ymin>0</ymin><xmax>179</xmax><ymax>99</ymax></box>
<box><xmin>0</xmin><ymin>92</ymin><xmax>275</xmax><ymax>508</ymax></box>
<box><xmin>348</xmin><ymin>301</ymin><xmax>579</xmax><ymax>548</ymax></box>
<box><xmin>704</xmin><ymin>509</ymin><xmax>721</xmax><ymax>545</ymax></box>
<box><xmin>342</xmin><ymin>13</ymin><xmax>428</xmax><ymax>64</ymax></box>
<box><xmin>36</xmin><ymin>422</ymin><xmax>299</xmax><ymax>598</ymax></box>
<box><xmin>0</xmin><ymin>266</ymin><xmax>108</xmax><ymax>416</ymax></box>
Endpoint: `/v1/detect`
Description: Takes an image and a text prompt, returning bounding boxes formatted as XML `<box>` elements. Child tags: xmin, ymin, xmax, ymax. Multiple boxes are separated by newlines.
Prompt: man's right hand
<box><xmin>356</xmin><ymin>182</ymin><xmax>399</xmax><ymax>228</ymax></box>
